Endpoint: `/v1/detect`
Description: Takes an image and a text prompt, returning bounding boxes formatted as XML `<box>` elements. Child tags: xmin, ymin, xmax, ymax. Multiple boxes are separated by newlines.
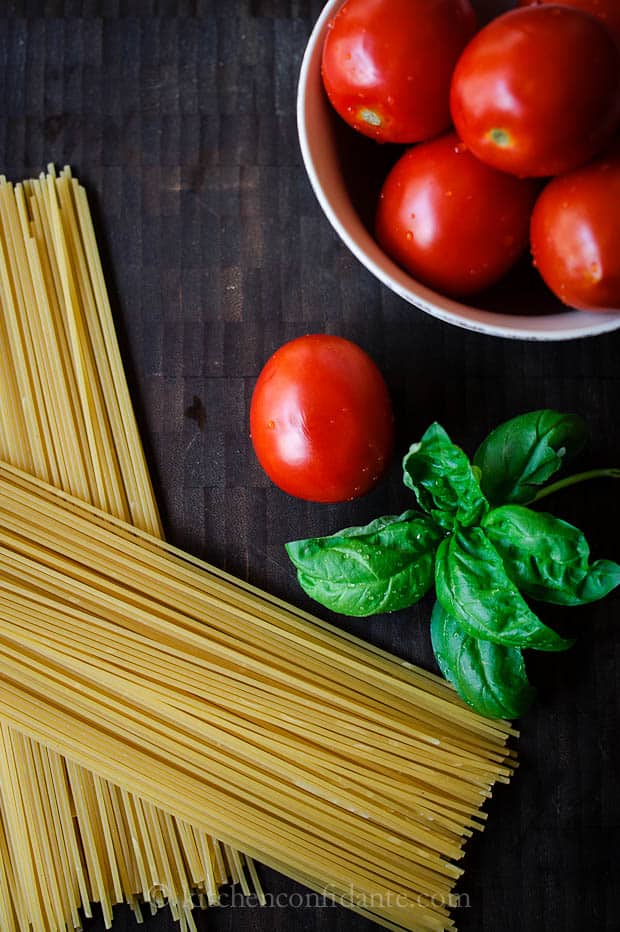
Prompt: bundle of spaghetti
<box><xmin>0</xmin><ymin>462</ymin><xmax>517</xmax><ymax>932</ymax></box>
<box><xmin>0</xmin><ymin>166</ymin><xmax>258</xmax><ymax>930</ymax></box>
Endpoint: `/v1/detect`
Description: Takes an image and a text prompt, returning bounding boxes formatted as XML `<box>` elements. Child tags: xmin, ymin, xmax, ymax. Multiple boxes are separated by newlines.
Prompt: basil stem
<box><xmin>533</xmin><ymin>468</ymin><xmax>620</xmax><ymax>502</ymax></box>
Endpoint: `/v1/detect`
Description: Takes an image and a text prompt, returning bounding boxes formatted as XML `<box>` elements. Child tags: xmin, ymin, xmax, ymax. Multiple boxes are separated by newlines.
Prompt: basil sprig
<box><xmin>286</xmin><ymin>412</ymin><xmax>620</xmax><ymax>720</ymax></box>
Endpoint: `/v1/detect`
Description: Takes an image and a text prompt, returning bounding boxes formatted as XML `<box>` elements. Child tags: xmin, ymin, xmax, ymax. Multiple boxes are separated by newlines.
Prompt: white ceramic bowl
<box><xmin>297</xmin><ymin>0</ymin><xmax>620</xmax><ymax>341</ymax></box>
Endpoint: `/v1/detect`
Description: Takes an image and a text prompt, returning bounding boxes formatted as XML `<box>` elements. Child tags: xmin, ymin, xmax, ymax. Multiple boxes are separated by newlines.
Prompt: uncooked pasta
<box><xmin>0</xmin><ymin>167</ymin><xmax>257</xmax><ymax>930</ymax></box>
<box><xmin>0</xmin><ymin>461</ymin><xmax>516</xmax><ymax>932</ymax></box>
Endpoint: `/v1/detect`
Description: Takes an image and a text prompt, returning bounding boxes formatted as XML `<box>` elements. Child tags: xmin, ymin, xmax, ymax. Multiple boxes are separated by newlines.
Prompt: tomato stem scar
<box><xmin>488</xmin><ymin>128</ymin><xmax>512</xmax><ymax>147</ymax></box>
<box><xmin>359</xmin><ymin>108</ymin><xmax>382</xmax><ymax>126</ymax></box>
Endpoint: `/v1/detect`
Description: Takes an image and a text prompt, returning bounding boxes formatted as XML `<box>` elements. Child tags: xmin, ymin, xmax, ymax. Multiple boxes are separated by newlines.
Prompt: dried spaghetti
<box><xmin>0</xmin><ymin>167</ymin><xmax>256</xmax><ymax>930</ymax></box>
<box><xmin>0</xmin><ymin>462</ymin><xmax>516</xmax><ymax>932</ymax></box>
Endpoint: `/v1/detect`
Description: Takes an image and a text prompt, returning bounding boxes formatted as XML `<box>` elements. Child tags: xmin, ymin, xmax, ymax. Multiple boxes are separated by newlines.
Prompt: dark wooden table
<box><xmin>1</xmin><ymin>2</ymin><xmax>618</xmax><ymax>931</ymax></box>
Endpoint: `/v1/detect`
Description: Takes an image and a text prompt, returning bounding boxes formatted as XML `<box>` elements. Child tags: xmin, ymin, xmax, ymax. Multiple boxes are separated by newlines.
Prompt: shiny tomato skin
<box><xmin>450</xmin><ymin>6</ymin><xmax>620</xmax><ymax>177</ymax></box>
<box><xmin>250</xmin><ymin>335</ymin><xmax>394</xmax><ymax>503</ymax></box>
<box><xmin>518</xmin><ymin>0</ymin><xmax>620</xmax><ymax>49</ymax></box>
<box><xmin>321</xmin><ymin>0</ymin><xmax>477</xmax><ymax>144</ymax></box>
<box><xmin>530</xmin><ymin>154</ymin><xmax>620</xmax><ymax>311</ymax></box>
<box><xmin>375</xmin><ymin>133</ymin><xmax>539</xmax><ymax>297</ymax></box>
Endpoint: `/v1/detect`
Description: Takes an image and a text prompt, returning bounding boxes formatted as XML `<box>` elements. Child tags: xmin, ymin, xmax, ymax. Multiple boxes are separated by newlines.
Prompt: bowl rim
<box><xmin>296</xmin><ymin>0</ymin><xmax>620</xmax><ymax>341</ymax></box>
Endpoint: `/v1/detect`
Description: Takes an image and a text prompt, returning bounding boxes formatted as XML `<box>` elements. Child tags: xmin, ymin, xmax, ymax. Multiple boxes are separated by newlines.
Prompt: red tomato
<box><xmin>530</xmin><ymin>152</ymin><xmax>620</xmax><ymax>311</ymax></box>
<box><xmin>321</xmin><ymin>0</ymin><xmax>477</xmax><ymax>144</ymax></box>
<box><xmin>250</xmin><ymin>335</ymin><xmax>394</xmax><ymax>503</ymax></box>
<box><xmin>450</xmin><ymin>6</ymin><xmax>620</xmax><ymax>177</ymax></box>
<box><xmin>375</xmin><ymin>133</ymin><xmax>539</xmax><ymax>297</ymax></box>
<box><xmin>518</xmin><ymin>0</ymin><xmax>620</xmax><ymax>49</ymax></box>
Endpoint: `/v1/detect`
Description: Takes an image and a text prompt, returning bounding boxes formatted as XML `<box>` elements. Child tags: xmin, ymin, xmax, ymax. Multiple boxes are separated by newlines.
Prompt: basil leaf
<box><xmin>483</xmin><ymin>505</ymin><xmax>620</xmax><ymax>606</ymax></box>
<box><xmin>285</xmin><ymin>511</ymin><xmax>442</xmax><ymax>617</ymax></box>
<box><xmin>435</xmin><ymin>527</ymin><xmax>573</xmax><ymax>651</ymax></box>
<box><xmin>431</xmin><ymin>601</ymin><xmax>535</xmax><ymax>720</ymax></box>
<box><xmin>403</xmin><ymin>423</ymin><xmax>489</xmax><ymax>530</ymax></box>
<box><xmin>474</xmin><ymin>410</ymin><xmax>587</xmax><ymax>505</ymax></box>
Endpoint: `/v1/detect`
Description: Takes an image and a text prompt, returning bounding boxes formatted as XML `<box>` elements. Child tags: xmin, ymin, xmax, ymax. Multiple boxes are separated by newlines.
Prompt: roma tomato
<box><xmin>518</xmin><ymin>0</ymin><xmax>620</xmax><ymax>49</ymax></box>
<box><xmin>375</xmin><ymin>133</ymin><xmax>539</xmax><ymax>297</ymax></box>
<box><xmin>250</xmin><ymin>335</ymin><xmax>393</xmax><ymax>503</ymax></box>
<box><xmin>451</xmin><ymin>6</ymin><xmax>620</xmax><ymax>177</ymax></box>
<box><xmin>321</xmin><ymin>0</ymin><xmax>477</xmax><ymax>144</ymax></box>
<box><xmin>530</xmin><ymin>153</ymin><xmax>620</xmax><ymax>311</ymax></box>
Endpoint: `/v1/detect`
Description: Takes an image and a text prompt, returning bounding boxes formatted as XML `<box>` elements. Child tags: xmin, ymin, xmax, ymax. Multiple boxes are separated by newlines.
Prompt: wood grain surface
<box><xmin>0</xmin><ymin>2</ymin><xmax>618</xmax><ymax>931</ymax></box>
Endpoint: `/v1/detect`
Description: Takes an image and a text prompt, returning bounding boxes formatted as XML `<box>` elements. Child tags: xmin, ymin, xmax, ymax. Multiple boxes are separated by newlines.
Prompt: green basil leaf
<box><xmin>473</xmin><ymin>410</ymin><xmax>587</xmax><ymax>505</ymax></box>
<box><xmin>285</xmin><ymin>511</ymin><xmax>442</xmax><ymax>617</ymax></box>
<box><xmin>483</xmin><ymin>505</ymin><xmax>620</xmax><ymax>606</ymax></box>
<box><xmin>435</xmin><ymin>527</ymin><xmax>573</xmax><ymax>651</ymax></box>
<box><xmin>431</xmin><ymin>601</ymin><xmax>535</xmax><ymax>720</ymax></box>
<box><xmin>402</xmin><ymin>423</ymin><xmax>489</xmax><ymax>530</ymax></box>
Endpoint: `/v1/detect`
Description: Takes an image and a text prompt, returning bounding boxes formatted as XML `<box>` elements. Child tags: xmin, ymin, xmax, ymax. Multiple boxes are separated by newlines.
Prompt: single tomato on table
<box><xmin>530</xmin><ymin>153</ymin><xmax>620</xmax><ymax>311</ymax></box>
<box><xmin>321</xmin><ymin>0</ymin><xmax>477</xmax><ymax>144</ymax></box>
<box><xmin>451</xmin><ymin>6</ymin><xmax>620</xmax><ymax>177</ymax></box>
<box><xmin>375</xmin><ymin>132</ymin><xmax>539</xmax><ymax>297</ymax></box>
<box><xmin>518</xmin><ymin>0</ymin><xmax>620</xmax><ymax>50</ymax></box>
<box><xmin>250</xmin><ymin>335</ymin><xmax>393</xmax><ymax>503</ymax></box>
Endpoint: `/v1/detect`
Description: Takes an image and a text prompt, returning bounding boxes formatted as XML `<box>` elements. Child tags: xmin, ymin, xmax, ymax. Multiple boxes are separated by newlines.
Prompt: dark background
<box><xmin>0</xmin><ymin>1</ymin><xmax>618</xmax><ymax>930</ymax></box>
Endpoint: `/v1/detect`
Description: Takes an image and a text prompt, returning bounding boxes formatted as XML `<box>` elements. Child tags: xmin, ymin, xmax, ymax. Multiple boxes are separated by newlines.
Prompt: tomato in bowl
<box><xmin>297</xmin><ymin>0</ymin><xmax>620</xmax><ymax>340</ymax></box>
